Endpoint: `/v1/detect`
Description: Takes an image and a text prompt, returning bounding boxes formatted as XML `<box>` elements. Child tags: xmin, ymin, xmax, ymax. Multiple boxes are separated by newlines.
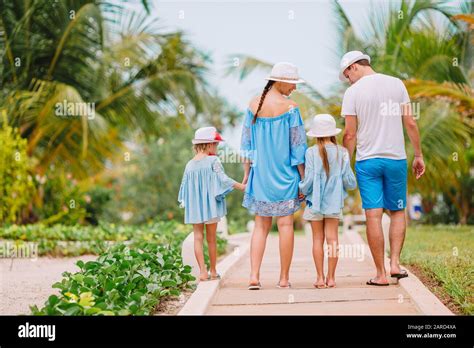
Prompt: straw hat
<box><xmin>192</xmin><ymin>126</ymin><xmax>224</xmax><ymax>144</ymax></box>
<box><xmin>265</xmin><ymin>62</ymin><xmax>305</xmax><ymax>84</ymax></box>
<box><xmin>306</xmin><ymin>114</ymin><xmax>342</xmax><ymax>138</ymax></box>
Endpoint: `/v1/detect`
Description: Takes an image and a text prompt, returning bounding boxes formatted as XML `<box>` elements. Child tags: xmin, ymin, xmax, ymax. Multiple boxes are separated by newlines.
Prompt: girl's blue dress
<box><xmin>240</xmin><ymin>106</ymin><xmax>307</xmax><ymax>216</ymax></box>
<box><xmin>299</xmin><ymin>144</ymin><xmax>357</xmax><ymax>215</ymax></box>
<box><xmin>178</xmin><ymin>156</ymin><xmax>236</xmax><ymax>224</ymax></box>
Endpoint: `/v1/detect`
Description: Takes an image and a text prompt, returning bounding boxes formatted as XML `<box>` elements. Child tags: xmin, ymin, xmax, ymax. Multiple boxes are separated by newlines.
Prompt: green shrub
<box><xmin>0</xmin><ymin>220</ymin><xmax>227</xmax><ymax>257</ymax></box>
<box><xmin>32</xmin><ymin>170</ymin><xmax>87</xmax><ymax>225</ymax></box>
<box><xmin>0</xmin><ymin>117</ymin><xmax>35</xmax><ymax>225</ymax></box>
<box><xmin>30</xmin><ymin>243</ymin><xmax>195</xmax><ymax>315</ymax></box>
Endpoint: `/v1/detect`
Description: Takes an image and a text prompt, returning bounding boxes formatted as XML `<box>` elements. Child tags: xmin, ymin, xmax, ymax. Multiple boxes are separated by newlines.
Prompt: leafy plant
<box><xmin>0</xmin><ymin>220</ymin><xmax>228</xmax><ymax>257</ymax></box>
<box><xmin>30</xmin><ymin>243</ymin><xmax>195</xmax><ymax>315</ymax></box>
<box><xmin>0</xmin><ymin>111</ymin><xmax>35</xmax><ymax>224</ymax></box>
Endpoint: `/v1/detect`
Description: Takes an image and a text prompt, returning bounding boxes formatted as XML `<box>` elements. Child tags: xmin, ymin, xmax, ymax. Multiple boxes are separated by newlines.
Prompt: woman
<box><xmin>240</xmin><ymin>62</ymin><xmax>307</xmax><ymax>290</ymax></box>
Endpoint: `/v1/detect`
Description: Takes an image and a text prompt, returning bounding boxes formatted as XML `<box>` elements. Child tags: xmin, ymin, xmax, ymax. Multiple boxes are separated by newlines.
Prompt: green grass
<box><xmin>401</xmin><ymin>225</ymin><xmax>474</xmax><ymax>315</ymax></box>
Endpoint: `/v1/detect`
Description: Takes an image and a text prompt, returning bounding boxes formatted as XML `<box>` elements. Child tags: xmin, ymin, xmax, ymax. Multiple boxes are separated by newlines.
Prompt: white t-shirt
<box><xmin>341</xmin><ymin>73</ymin><xmax>410</xmax><ymax>161</ymax></box>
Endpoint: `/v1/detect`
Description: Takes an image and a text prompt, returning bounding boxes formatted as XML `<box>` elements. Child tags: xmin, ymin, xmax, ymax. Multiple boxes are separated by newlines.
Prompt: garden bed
<box><xmin>0</xmin><ymin>221</ymin><xmax>228</xmax><ymax>315</ymax></box>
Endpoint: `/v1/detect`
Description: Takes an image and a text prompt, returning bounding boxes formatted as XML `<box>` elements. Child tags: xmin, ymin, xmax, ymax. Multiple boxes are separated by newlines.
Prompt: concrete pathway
<box><xmin>206</xmin><ymin>230</ymin><xmax>420</xmax><ymax>315</ymax></box>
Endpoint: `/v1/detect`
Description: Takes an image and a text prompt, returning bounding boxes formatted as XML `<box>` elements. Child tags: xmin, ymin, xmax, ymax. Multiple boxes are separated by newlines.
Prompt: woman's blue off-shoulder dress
<box><xmin>240</xmin><ymin>106</ymin><xmax>307</xmax><ymax>216</ymax></box>
<box><xmin>178</xmin><ymin>156</ymin><xmax>236</xmax><ymax>224</ymax></box>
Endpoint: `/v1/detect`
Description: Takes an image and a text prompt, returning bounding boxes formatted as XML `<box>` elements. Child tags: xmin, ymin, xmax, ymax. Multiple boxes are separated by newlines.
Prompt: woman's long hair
<box><xmin>252</xmin><ymin>80</ymin><xmax>275</xmax><ymax>124</ymax></box>
<box><xmin>317</xmin><ymin>136</ymin><xmax>338</xmax><ymax>178</ymax></box>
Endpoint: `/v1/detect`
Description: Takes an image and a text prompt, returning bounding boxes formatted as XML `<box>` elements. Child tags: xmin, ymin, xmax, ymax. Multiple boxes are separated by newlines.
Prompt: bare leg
<box><xmin>324</xmin><ymin>218</ymin><xmax>340</xmax><ymax>287</ymax></box>
<box><xmin>193</xmin><ymin>223</ymin><xmax>208</xmax><ymax>280</ymax></box>
<box><xmin>388</xmin><ymin>210</ymin><xmax>406</xmax><ymax>274</ymax></box>
<box><xmin>249</xmin><ymin>216</ymin><xmax>272</xmax><ymax>285</ymax></box>
<box><xmin>205</xmin><ymin>223</ymin><xmax>218</xmax><ymax>277</ymax></box>
<box><xmin>276</xmin><ymin>215</ymin><xmax>294</xmax><ymax>287</ymax></box>
<box><xmin>310</xmin><ymin>220</ymin><xmax>325</xmax><ymax>287</ymax></box>
<box><xmin>365</xmin><ymin>208</ymin><xmax>388</xmax><ymax>284</ymax></box>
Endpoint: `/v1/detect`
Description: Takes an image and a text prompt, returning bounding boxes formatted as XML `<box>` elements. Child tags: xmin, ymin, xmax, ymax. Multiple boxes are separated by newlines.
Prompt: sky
<box><xmin>127</xmin><ymin>0</ymin><xmax>377</xmax><ymax>149</ymax></box>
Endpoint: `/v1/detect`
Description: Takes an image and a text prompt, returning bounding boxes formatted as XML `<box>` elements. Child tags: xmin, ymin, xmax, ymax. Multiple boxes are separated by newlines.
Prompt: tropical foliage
<box><xmin>0</xmin><ymin>110</ymin><xmax>35</xmax><ymax>224</ymax></box>
<box><xmin>0</xmin><ymin>0</ymin><xmax>239</xmax><ymax>224</ymax></box>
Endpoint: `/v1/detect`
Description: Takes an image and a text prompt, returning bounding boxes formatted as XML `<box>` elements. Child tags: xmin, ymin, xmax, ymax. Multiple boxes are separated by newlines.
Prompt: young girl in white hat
<box><xmin>299</xmin><ymin>114</ymin><xmax>357</xmax><ymax>289</ymax></box>
<box><xmin>178</xmin><ymin>126</ymin><xmax>246</xmax><ymax>281</ymax></box>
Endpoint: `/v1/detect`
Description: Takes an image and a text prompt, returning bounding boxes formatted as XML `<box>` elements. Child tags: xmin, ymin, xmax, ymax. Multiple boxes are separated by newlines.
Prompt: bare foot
<box><xmin>313</xmin><ymin>277</ymin><xmax>326</xmax><ymax>289</ymax></box>
<box><xmin>249</xmin><ymin>275</ymin><xmax>260</xmax><ymax>286</ymax></box>
<box><xmin>210</xmin><ymin>272</ymin><xmax>221</xmax><ymax>280</ymax></box>
<box><xmin>367</xmin><ymin>275</ymin><xmax>388</xmax><ymax>285</ymax></box>
<box><xmin>326</xmin><ymin>278</ymin><xmax>336</xmax><ymax>288</ymax></box>
<box><xmin>199</xmin><ymin>272</ymin><xmax>210</xmax><ymax>281</ymax></box>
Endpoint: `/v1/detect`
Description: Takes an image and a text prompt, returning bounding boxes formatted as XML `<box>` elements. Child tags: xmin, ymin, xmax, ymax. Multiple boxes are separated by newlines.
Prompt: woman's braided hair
<box><xmin>252</xmin><ymin>80</ymin><xmax>275</xmax><ymax>124</ymax></box>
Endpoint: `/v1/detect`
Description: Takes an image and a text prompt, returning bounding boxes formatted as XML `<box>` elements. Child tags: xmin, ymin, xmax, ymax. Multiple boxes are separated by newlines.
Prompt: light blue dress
<box><xmin>240</xmin><ymin>106</ymin><xmax>307</xmax><ymax>216</ymax></box>
<box><xmin>178</xmin><ymin>156</ymin><xmax>236</xmax><ymax>224</ymax></box>
<box><xmin>299</xmin><ymin>144</ymin><xmax>357</xmax><ymax>215</ymax></box>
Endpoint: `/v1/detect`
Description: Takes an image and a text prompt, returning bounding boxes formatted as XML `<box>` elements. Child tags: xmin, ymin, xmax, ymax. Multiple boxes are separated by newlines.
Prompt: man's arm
<box><xmin>343</xmin><ymin>115</ymin><xmax>357</xmax><ymax>160</ymax></box>
<box><xmin>402</xmin><ymin>104</ymin><xmax>425</xmax><ymax>179</ymax></box>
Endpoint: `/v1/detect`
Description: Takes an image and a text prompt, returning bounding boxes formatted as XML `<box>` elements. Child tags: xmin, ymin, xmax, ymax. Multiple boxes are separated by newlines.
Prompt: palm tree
<box><xmin>0</xmin><ymin>0</ymin><xmax>217</xmax><ymax>178</ymax></box>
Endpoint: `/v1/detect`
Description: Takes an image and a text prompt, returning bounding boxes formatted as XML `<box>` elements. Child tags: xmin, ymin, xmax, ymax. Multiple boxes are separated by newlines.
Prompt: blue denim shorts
<box><xmin>355</xmin><ymin>158</ymin><xmax>407</xmax><ymax>211</ymax></box>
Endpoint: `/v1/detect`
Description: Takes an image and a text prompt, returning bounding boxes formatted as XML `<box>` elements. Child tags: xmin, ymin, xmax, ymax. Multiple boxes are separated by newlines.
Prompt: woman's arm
<box><xmin>298</xmin><ymin>149</ymin><xmax>314</xmax><ymax>196</ymax></box>
<box><xmin>297</xmin><ymin>163</ymin><xmax>305</xmax><ymax>180</ymax></box>
<box><xmin>242</xmin><ymin>159</ymin><xmax>251</xmax><ymax>185</ymax></box>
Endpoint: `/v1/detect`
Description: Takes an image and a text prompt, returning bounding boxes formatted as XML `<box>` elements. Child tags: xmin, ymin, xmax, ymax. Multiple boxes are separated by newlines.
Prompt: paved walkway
<box><xmin>0</xmin><ymin>255</ymin><xmax>96</xmax><ymax>315</ymax></box>
<box><xmin>206</xmin><ymin>230</ymin><xmax>420</xmax><ymax>315</ymax></box>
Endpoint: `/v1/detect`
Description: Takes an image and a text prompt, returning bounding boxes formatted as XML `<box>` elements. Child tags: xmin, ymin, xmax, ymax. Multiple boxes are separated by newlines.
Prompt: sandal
<box><xmin>276</xmin><ymin>282</ymin><xmax>292</xmax><ymax>289</ymax></box>
<box><xmin>210</xmin><ymin>273</ymin><xmax>221</xmax><ymax>280</ymax></box>
<box><xmin>366</xmin><ymin>278</ymin><xmax>389</xmax><ymax>286</ymax></box>
<box><xmin>248</xmin><ymin>282</ymin><xmax>262</xmax><ymax>290</ymax></box>
<box><xmin>313</xmin><ymin>282</ymin><xmax>326</xmax><ymax>289</ymax></box>
<box><xmin>390</xmin><ymin>269</ymin><xmax>408</xmax><ymax>279</ymax></box>
<box><xmin>199</xmin><ymin>275</ymin><xmax>211</xmax><ymax>282</ymax></box>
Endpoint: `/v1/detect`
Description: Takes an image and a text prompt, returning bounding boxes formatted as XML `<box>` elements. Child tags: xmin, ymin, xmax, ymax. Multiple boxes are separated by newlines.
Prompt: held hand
<box><xmin>236</xmin><ymin>182</ymin><xmax>247</xmax><ymax>191</ymax></box>
<box><xmin>298</xmin><ymin>190</ymin><xmax>305</xmax><ymax>201</ymax></box>
<box><xmin>412</xmin><ymin>156</ymin><xmax>425</xmax><ymax>180</ymax></box>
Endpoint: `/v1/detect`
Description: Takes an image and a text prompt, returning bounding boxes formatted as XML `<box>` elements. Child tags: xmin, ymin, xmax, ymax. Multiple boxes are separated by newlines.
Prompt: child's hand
<box><xmin>234</xmin><ymin>182</ymin><xmax>246</xmax><ymax>191</ymax></box>
<box><xmin>298</xmin><ymin>191</ymin><xmax>305</xmax><ymax>201</ymax></box>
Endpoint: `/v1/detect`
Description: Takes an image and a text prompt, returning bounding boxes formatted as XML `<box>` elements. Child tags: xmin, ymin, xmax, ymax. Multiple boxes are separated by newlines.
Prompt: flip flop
<box><xmin>366</xmin><ymin>279</ymin><xmax>389</xmax><ymax>286</ymax></box>
<box><xmin>390</xmin><ymin>269</ymin><xmax>409</xmax><ymax>279</ymax></box>
<box><xmin>313</xmin><ymin>283</ymin><xmax>327</xmax><ymax>289</ymax></box>
<box><xmin>248</xmin><ymin>282</ymin><xmax>262</xmax><ymax>290</ymax></box>
<box><xmin>326</xmin><ymin>283</ymin><xmax>336</xmax><ymax>288</ymax></box>
<box><xmin>276</xmin><ymin>282</ymin><xmax>292</xmax><ymax>289</ymax></box>
<box><xmin>199</xmin><ymin>275</ymin><xmax>211</xmax><ymax>282</ymax></box>
<box><xmin>210</xmin><ymin>273</ymin><xmax>221</xmax><ymax>280</ymax></box>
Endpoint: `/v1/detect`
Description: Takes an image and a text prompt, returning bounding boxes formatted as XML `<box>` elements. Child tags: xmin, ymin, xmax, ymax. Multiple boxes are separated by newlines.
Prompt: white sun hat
<box><xmin>306</xmin><ymin>114</ymin><xmax>342</xmax><ymax>138</ymax></box>
<box><xmin>339</xmin><ymin>51</ymin><xmax>371</xmax><ymax>82</ymax></box>
<box><xmin>265</xmin><ymin>62</ymin><xmax>305</xmax><ymax>84</ymax></box>
<box><xmin>192</xmin><ymin>126</ymin><xmax>224</xmax><ymax>144</ymax></box>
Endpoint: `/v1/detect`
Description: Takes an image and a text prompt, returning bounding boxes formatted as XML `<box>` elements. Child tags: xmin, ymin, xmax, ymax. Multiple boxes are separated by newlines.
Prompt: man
<box><xmin>340</xmin><ymin>51</ymin><xmax>425</xmax><ymax>286</ymax></box>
